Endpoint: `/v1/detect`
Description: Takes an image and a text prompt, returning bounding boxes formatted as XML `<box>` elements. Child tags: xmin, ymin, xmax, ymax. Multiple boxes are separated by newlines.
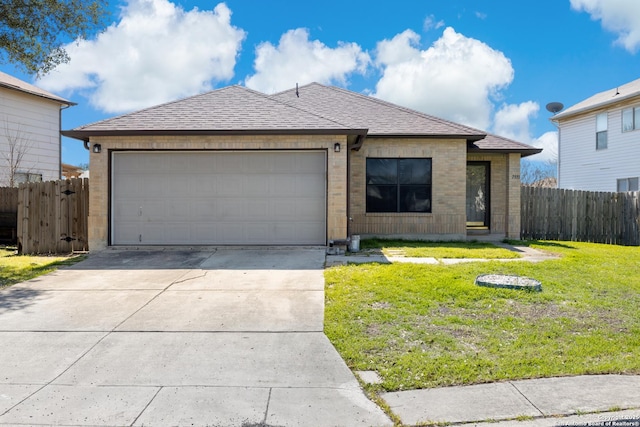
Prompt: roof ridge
<box><xmin>323</xmin><ymin>84</ymin><xmax>486</xmax><ymax>136</ymax></box>
<box><xmin>274</xmin><ymin>82</ymin><xmax>485</xmax><ymax>137</ymax></box>
<box><xmin>256</xmin><ymin>83</ymin><xmax>358</xmax><ymax>129</ymax></box>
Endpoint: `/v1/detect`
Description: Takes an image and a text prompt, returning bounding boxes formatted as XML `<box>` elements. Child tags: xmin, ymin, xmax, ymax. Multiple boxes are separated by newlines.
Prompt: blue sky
<box><xmin>2</xmin><ymin>0</ymin><xmax>640</xmax><ymax>166</ymax></box>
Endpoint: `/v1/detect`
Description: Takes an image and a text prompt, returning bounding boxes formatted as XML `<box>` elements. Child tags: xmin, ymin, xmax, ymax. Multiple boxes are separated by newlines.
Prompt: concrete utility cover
<box><xmin>475</xmin><ymin>274</ymin><xmax>542</xmax><ymax>291</ymax></box>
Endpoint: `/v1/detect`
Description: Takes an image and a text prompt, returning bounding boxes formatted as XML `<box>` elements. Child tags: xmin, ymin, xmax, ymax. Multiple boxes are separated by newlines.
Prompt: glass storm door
<box><xmin>466</xmin><ymin>162</ymin><xmax>490</xmax><ymax>228</ymax></box>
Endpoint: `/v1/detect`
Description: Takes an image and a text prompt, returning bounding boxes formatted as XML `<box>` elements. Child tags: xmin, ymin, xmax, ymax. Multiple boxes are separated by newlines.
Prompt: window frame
<box><xmin>622</xmin><ymin>106</ymin><xmax>640</xmax><ymax>132</ymax></box>
<box><xmin>365</xmin><ymin>157</ymin><xmax>432</xmax><ymax>213</ymax></box>
<box><xmin>617</xmin><ymin>177</ymin><xmax>639</xmax><ymax>192</ymax></box>
<box><xmin>596</xmin><ymin>112</ymin><xmax>608</xmax><ymax>150</ymax></box>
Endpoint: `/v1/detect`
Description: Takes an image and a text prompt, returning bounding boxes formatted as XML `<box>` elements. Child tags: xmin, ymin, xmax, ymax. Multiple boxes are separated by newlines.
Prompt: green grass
<box><xmin>325</xmin><ymin>241</ymin><xmax>640</xmax><ymax>392</ymax></box>
<box><xmin>0</xmin><ymin>246</ymin><xmax>85</xmax><ymax>288</ymax></box>
<box><xmin>360</xmin><ymin>238</ymin><xmax>520</xmax><ymax>259</ymax></box>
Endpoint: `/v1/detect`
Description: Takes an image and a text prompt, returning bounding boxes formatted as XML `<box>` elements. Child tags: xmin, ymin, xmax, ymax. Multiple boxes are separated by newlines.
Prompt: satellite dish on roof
<box><xmin>546</xmin><ymin>102</ymin><xmax>564</xmax><ymax>114</ymax></box>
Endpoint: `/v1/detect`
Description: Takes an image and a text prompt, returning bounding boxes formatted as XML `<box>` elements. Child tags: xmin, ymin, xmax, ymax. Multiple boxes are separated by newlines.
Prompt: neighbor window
<box><xmin>617</xmin><ymin>177</ymin><xmax>639</xmax><ymax>192</ymax></box>
<box><xmin>366</xmin><ymin>158</ymin><xmax>432</xmax><ymax>213</ymax></box>
<box><xmin>13</xmin><ymin>172</ymin><xmax>42</xmax><ymax>186</ymax></box>
<box><xmin>622</xmin><ymin>107</ymin><xmax>640</xmax><ymax>132</ymax></box>
<box><xmin>596</xmin><ymin>112</ymin><xmax>608</xmax><ymax>150</ymax></box>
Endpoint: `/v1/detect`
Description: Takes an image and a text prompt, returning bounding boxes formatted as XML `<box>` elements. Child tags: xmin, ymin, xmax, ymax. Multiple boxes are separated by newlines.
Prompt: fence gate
<box><xmin>17</xmin><ymin>178</ymin><xmax>89</xmax><ymax>254</ymax></box>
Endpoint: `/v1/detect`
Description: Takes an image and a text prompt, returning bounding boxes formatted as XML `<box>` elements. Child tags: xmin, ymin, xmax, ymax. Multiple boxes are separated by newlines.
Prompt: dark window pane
<box><xmin>366</xmin><ymin>159</ymin><xmax>397</xmax><ymax>184</ymax></box>
<box><xmin>400</xmin><ymin>186</ymin><xmax>431</xmax><ymax>212</ymax></box>
<box><xmin>596</xmin><ymin>131</ymin><xmax>607</xmax><ymax>150</ymax></box>
<box><xmin>366</xmin><ymin>185</ymin><xmax>398</xmax><ymax>212</ymax></box>
<box><xmin>630</xmin><ymin>178</ymin><xmax>639</xmax><ymax>191</ymax></box>
<box><xmin>399</xmin><ymin>159</ymin><xmax>431</xmax><ymax>184</ymax></box>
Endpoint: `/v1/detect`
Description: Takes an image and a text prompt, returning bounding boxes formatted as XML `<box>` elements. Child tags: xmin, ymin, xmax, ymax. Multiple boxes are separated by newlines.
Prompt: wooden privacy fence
<box><xmin>521</xmin><ymin>186</ymin><xmax>640</xmax><ymax>246</ymax></box>
<box><xmin>17</xmin><ymin>178</ymin><xmax>89</xmax><ymax>254</ymax></box>
<box><xmin>0</xmin><ymin>187</ymin><xmax>18</xmax><ymax>244</ymax></box>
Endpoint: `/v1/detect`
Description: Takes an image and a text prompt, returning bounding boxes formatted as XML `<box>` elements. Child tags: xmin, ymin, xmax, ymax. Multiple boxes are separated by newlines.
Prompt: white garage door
<box><xmin>112</xmin><ymin>151</ymin><xmax>326</xmax><ymax>245</ymax></box>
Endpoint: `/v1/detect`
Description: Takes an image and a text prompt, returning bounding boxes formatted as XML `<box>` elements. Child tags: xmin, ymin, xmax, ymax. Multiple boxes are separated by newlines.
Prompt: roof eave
<box><xmin>553</xmin><ymin>92</ymin><xmax>640</xmax><ymax>121</ymax></box>
<box><xmin>62</xmin><ymin>128</ymin><xmax>368</xmax><ymax>142</ymax></box>
<box><xmin>468</xmin><ymin>146</ymin><xmax>543</xmax><ymax>158</ymax></box>
<box><xmin>0</xmin><ymin>82</ymin><xmax>76</xmax><ymax>106</ymax></box>
<box><xmin>366</xmin><ymin>133</ymin><xmax>486</xmax><ymax>141</ymax></box>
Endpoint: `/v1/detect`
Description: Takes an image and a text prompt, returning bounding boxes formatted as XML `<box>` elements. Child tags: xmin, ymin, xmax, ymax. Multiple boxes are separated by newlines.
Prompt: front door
<box><xmin>466</xmin><ymin>162</ymin><xmax>490</xmax><ymax>229</ymax></box>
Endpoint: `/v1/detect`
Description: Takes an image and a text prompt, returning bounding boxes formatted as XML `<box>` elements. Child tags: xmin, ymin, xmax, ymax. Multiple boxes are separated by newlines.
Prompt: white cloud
<box><xmin>423</xmin><ymin>15</ymin><xmax>445</xmax><ymax>31</ymax></box>
<box><xmin>244</xmin><ymin>28</ymin><xmax>370</xmax><ymax>94</ymax></box>
<box><xmin>571</xmin><ymin>0</ymin><xmax>640</xmax><ymax>52</ymax></box>
<box><xmin>527</xmin><ymin>131</ymin><xmax>558</xmax><ymax>163</ymax></box>
<box><xmin>493</xmin><ymin>101</ymin><xmax>540</xmax><ymax>143</ymax></box>
<box><xmin>37</xmin><ymin>0</ymin><xmax>246</xmax><ymax>113</ymax></box>
<box><xmin>373</xmin><ymin>27</ymin><xmax>514</xmax><ymax>130</ymax></box>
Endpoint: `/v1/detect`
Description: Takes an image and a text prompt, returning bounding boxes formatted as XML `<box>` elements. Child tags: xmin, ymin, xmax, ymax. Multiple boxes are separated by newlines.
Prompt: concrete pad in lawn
<box><xmin>117</xmin><ymin>290</ymin><xmax>324</xmax><ymax>332</ymax></box>
<box><xmin>54</xmin><ymin>332</ymin><xmax>359</xmax><ymax>388</ymax></box>
<box><xmin>382</xmin><ymin>382</ymin><xmax>541</xmax><ymax>425</ymax></box>
<box><xmin>267</xmin><ymin>387</ymin><xmax>392</xmax><ymax>427</ymax></box>
<box><xmin>0</xmin><ymin>384</ymin><xmax>41</xmax><ymax>413</ymax></box>
<box><xmin>512</xmin><ymin>375</ymin><xmax>640</xmax><ymax>415</ymax></box>
<box><xmin>14</xmin><ymin>269</ymin><xmax>190</xmax><ymax>290</ymax></box>
<box><xmin>0</xmin><ymin>289</ymin><xmax>160</xmax><ymax>331</ymax></box>
<box><xmin>0</xmin><ymin>385</ymin><xmax>159</xmax><ymax>426</ymax></box>
<box><xmin>200</xmin><ymin>248</ymin><xmax>326</xmax><ymax>270</ymax></box>
<box><xmin>169</xmin><ymin>268</ymin><xmax>325</xmax><ymax>291</ymax></box>
<box><xmin>0</xmin><ymin>332</ymin><xmax>105</xmax><ymax>384</ymax></box>
<box><xmin>133</xmin><ymin>386</ymin><xmax>269</xmax><ymax>426</ymax></box>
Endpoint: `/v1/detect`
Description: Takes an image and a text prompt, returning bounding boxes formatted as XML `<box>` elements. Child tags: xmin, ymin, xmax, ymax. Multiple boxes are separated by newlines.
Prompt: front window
<box><xmin>366</xmin><ymin>158</ymin><xmax>432</xmax><ymax>213</ymax></box>
<box><xmin>596</xmin><ymin>113</ymin><xmax>608</xmax><ymax>150</ymax></box>
<box><xmin>622</xmin><ymin>107</ymin><xmax>640</xmax><ymax>132</ymax></box>
<box><xmin>617</xmin><ymin>177</ymin><xmax>639</xmax><ymax>192</ymax></box>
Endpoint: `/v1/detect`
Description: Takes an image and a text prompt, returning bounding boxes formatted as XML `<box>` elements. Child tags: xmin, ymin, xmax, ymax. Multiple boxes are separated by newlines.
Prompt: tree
<box><xmin>521</xmin><ymin>159</ymin><xmax>557</xmax><ymax>188</ymax></box>
<box><xmin>0</xmin><ymin>0</ymin><xmax>107</xmax><ymax>75</ymax></box>
<box><xmin>2</xmin><ymin>119</ymin><xmax>33</xmax><ymax>187</ymax></box>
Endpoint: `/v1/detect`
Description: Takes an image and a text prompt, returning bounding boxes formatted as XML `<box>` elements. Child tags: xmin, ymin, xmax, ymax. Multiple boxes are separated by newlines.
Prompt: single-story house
<box><xmin>63</xmin><ymin>83</ymin><xmax>541</xmax><ymax>250</ymax></box>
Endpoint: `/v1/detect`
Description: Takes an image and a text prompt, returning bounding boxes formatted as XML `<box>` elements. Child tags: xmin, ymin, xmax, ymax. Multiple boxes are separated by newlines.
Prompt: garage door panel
<box><xmin>112</xmin><ymin>151</ymin><xmax>326</xmax><ymax>245</ymax></box>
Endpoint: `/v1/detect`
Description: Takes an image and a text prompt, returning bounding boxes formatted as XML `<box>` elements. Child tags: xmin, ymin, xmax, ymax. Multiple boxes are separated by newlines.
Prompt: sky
<box><xmin>2</xmin><ymin>0</ymin><xmax>640</xmax><ymax>167</ymax></box>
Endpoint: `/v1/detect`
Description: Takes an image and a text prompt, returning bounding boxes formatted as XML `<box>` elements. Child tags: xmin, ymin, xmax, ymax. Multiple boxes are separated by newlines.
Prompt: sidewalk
<box><xmin>374</xmin><ymin>374</ymin><xmax>640</xmax><ymax>426</ymax></box>
<box><xmin>326</xmin><ymin>242</ymin><xmax>559</xmax><ymax>266</ymax></box>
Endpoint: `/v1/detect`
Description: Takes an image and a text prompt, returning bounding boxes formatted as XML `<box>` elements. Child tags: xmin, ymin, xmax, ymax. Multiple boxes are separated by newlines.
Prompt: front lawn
<box><xmin>325</xmin><ymin>241</ymin><xmax>640</xmax><ymax>392</ymax></box>
<box><xmin>0</xmin><ymin>247</ymin><xmax>84</xmax><ymax>289</ymax></box>
<box><xmin>360</xmin><ymin>238</ymin><xmax>520</xmax><ymax>259</ymax></box>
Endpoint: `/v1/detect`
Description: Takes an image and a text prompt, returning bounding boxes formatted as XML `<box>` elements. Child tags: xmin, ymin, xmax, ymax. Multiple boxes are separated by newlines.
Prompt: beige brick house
<box><xmin>63</xmin><ymin>83</ymin><xmax>540</xmax><ymax>250</ymax></box>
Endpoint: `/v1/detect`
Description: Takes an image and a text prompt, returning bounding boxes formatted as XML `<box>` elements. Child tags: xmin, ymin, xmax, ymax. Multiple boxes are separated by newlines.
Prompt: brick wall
<box><xmin>87</xmin><ymin>134</ymin><xmax>347</xmax><ymax>250</ymax></box>
<box><xmin>349</xmin><ymin>138</ymin><xmax>468</xmax><ymax>239</ymax></box>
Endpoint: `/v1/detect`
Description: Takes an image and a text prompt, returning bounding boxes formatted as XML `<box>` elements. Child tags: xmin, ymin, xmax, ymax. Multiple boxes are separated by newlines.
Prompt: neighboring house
<box><xmin>553</xmin><ymin>77</ymin><xmax>640</xmax><ymax>192</ymax></box>
<box><xmin>63</xmin><ymin>83</ymin><xmax>540</xmax><ymax>250</ymax></box>
<box><xmin>61</xmin><ymin>163</ymin><xmax>84</xmax><ymax>179</ymax></box>
<box><xmin>0</xmin><ymin>71</ymin><xmax>75</xmax><ymax>186</ymax></box>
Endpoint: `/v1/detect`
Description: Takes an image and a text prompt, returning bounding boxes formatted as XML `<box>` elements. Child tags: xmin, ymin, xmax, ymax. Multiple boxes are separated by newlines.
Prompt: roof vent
<box><xmin>296</xmin><ymin>83</ymin><xmax>299</xmax><ymax>98</ymax></box>
<box><xmin>614</xmin><ymin>87</ymin><xmax>620</xmax><ymax>96</ymax></box>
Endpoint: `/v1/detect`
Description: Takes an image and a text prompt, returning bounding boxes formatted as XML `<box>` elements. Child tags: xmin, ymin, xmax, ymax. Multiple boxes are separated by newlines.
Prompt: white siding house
<box><xmin>0</xmin><ymin>71</ymin><xmax>74</xmax><ymax>186</ymax></box>
<box><xmin>554</xmin><ymin>77</ymin><xmax>640</xmax><ymax>192</ymax></box>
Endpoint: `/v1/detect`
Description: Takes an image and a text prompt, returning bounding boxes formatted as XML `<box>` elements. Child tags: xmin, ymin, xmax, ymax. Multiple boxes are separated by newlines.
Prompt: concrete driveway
<box><xmin>0</xmin><ymin>248</ymin><xmax>391</xmax><ymax>426</ymax></box>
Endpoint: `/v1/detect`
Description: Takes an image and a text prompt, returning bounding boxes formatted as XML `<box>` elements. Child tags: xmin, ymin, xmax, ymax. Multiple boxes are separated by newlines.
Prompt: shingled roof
<box><xmin>271</xmin><ymin>83</ymin><xmax>485</xmax><ymax>139</ymax></box>
<box><xmin>64</xmin><ymin>85</ymin><xmax>363</xmax><ymax>140</ymax></box>
<box><xmin>62</xmin><ymin>82</ymin><xmax>542</xmax><ymax>156</ymax></box>
<box><xmin>0</xmin><ymin>71</ymin><xmax>74</xmax><ymax>106</ymax></box>
<box><xmin>469</xmin><ymin>133</ymin><xmax>542</xmax><ymax>157</ymax></box>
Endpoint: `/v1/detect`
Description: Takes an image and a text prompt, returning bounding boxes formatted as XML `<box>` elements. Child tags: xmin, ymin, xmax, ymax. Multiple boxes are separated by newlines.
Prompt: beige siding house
<box><xmin>553</xmin><ymin>77</ymin><xmax>640</xmax><ymax>192</ymax></box>
<box><xmin>0</xmin><ymin>71</ymin><xmax>74</xmax><ymax>186</ymax></box>
<box><xmin>64</xmin><ymin>83</ymin><xmax>540</xmax><ymax>250</ymax></box>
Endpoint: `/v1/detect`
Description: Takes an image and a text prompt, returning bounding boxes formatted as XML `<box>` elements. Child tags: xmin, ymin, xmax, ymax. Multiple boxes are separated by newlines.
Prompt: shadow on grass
<box><xmin>505</xmin><ymin>240</ymin><xmax>578</xmax><ymax>250</ymax></box>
